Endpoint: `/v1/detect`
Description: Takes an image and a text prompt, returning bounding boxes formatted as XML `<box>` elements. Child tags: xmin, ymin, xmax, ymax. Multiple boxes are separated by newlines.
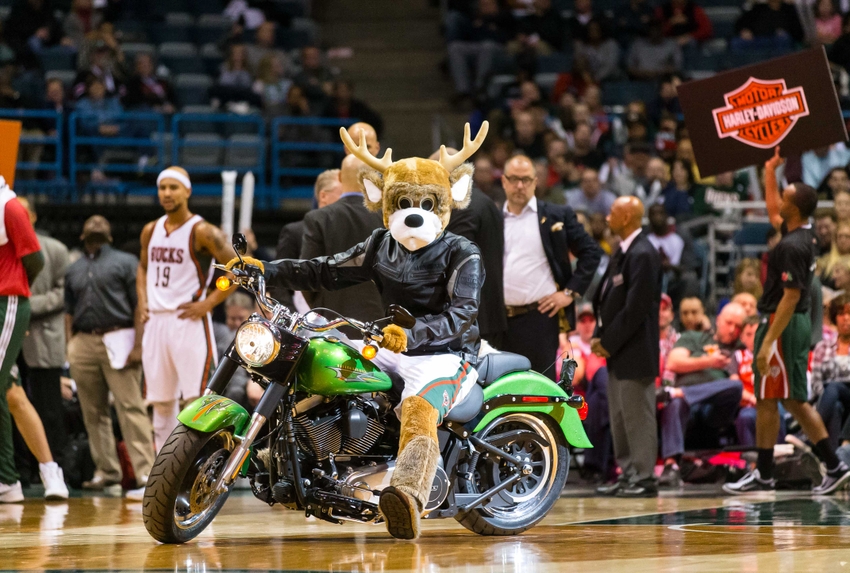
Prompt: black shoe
<box><xmin>596</xmin><ymin>479</ymin><xmax>625</xmax><ymax>496</ymax></box>
<box><xmin>658</xmin><ymin>464</ymin><xmax>683</xmax><ymax>488</ymax></box>
<box><xmin>616</xmin><ymin>483</ymin><xmax>659</xmax><ymax>498</ymax></box>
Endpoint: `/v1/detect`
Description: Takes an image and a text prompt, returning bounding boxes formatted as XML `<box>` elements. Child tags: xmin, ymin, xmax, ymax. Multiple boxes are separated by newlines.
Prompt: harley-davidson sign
<box><xmin>678</xmin><ymin>47</ymin><xmax>847</xmax><ymax>177</ymax></box>
<box><xmin>712</xmin><ymin>78</ymin><xmax>809</xmax><ymax>149</ymax></box>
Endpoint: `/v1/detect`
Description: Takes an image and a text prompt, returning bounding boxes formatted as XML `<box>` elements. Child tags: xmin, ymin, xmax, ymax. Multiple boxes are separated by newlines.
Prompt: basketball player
<box><xmin>138</xmin><ymin>167</ymin><xmax>236</xmax><ymax>450</ymax></box>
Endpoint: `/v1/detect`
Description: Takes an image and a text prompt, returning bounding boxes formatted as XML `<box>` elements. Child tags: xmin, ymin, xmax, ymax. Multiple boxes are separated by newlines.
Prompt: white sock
<box><xmin>152</xmin><ymin>400</ymin><xmax>180</xmax><ymax>453</ymax></box>
<box><xmin>39</xmin><ymin>462</ymin><xmax>58</xmax><ymax>471</ymax></box>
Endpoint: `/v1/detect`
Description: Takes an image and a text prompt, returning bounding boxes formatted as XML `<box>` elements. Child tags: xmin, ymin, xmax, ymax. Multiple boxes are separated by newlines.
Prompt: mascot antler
<box><xmin>439</xmin><ymin>121</ymin><xmax>489</xmax><ymax>173</ymax></box>
<box><xmin>339</xmin><ymin>127</ymin><xmax>393</xmax><ymax>172</ymax></box>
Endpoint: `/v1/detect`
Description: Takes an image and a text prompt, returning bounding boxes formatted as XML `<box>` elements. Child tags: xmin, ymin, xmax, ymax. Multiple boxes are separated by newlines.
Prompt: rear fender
<box><xmin>177</xmin><ymin>395</ymin><xmax>252</xmax><ymax>437</ymax></box>
<box><xmin>473</xmin><ymin>371</ymin><xmax>592</xmax><ymax>449</ymax></box>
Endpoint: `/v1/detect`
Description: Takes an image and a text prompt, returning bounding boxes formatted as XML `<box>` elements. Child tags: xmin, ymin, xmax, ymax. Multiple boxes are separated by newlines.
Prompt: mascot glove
<box><xmin>380</xmin><ymin>324</ymin><xmax>408</xmax><ymax>353</ymax></box>
<box><xmin>225</xmin><ymin>256</ymin><xmax>265</xmax><ymax>274</ymax></box>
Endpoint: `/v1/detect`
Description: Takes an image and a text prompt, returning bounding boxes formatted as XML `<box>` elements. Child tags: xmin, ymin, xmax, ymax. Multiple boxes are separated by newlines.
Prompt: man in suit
<box><xmin>430</xmin><ymin>147</ymin><xmax>507</xmax><ymax>346</ymax></box>
<box><xmin>502</xmin><ymin>155</ymin><xmax>602</xmax><ymax>379</ymax></box>
<box><xmin>592</xmin><ymin>196</ymin><xmax>662</xmax><ymax>497</ymax></box>
<box><xmin>300</xmin><ymin>153</ymin><xmax>384</xmax><ymax>322</ymax></box>
<box><xmin>274</xmin><ymin>169</ymin><xmax>342</xmax><ymax>310</ymax></box>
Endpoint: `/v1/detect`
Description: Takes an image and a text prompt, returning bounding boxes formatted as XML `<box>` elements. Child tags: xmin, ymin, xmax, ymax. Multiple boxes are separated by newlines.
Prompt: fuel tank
<box><xmin>295</xmin><ymin>337</ymin><xmax>393</xmax><ymax>395</ymax></box>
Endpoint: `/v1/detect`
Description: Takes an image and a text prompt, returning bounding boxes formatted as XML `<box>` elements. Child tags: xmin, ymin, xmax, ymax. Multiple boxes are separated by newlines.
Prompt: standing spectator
<box><xmin>123</xmin><ymin>53</ymin><xmax>176</xmax><ymax>113</ymax></box>
<box><xmin>815</xmin><ymin>0</ymin><xmax>843</xmax><ymax>45</ymax></box>
<box><xmin>212</xmin><ymin>292</ymin><xmax>256</xmax><ymax>410</ymax></box>
<box><xmin>655</xmin><ymin>0</ymin><xmax>712</xmax><ymax>46</ymax></box>
<box><xmin>732</xmin><ymin>0</ymin><xmax>804</xmax><ymax>51</ymax></box>
<box><xmin>138</xmin><ymin>168</ymin><xmax>236</xmax><ymax>453</ymax></box>
<box><xmin>245</xmin><ymin>21</ymin><xmax>289</xmax><ymax>71</ymax></box>
<box><xmin>659</xmin><ymin>303</ymin><xmax>745</xmax><ymax>486</ymax></box>
<box><xmin>658</xmin><ymin>293</ymin><xmax>679</xmax><ymax>386</ymax></box>
<box><xmin>299</xmin><ymin>153</ymin><xmax>385</xmax><ymax>324</ymax></box>
<box><xmin>575</xmin><ymin>19</ymin><xmax>621</xmax><ymax>83</ymax></box>
<box><xmin>5</xmin><ymin>0</ymin><xmax>66</xmax><ymax>57</ymax></box>
<box><xmin>802</xmin><ymin>145</ymin><xmax>850</xmax><ymax>190</ymax></box>
<box><xmin>817</xmin><ymin>167</ymin><xmax>850</xmax><ymax>201</ymax></box>
<box><xmin>253</xmin><ymin>54</ymin><xmax>292</xmax><ymax>116</ymax></box>
<box><xmin>18</xmin><ymin>198</ymin><xmax>70</xmax><ymax>468</ymax></box>
<box><xmin>63</xmin><ymin>0</ymin><xmax>102</xmax><ymax>52</ymax></box>
<box><xmin>627</xmin><ymin>20</ymin><xmax>683</xmax><ymax>80</ymax></box>
<box><xmin>813</xmin><ymin>293</ymin><xmax>850</xmax><ymax>450</ymax></box>
<box><xmin>568</xmin><ymin>0</ymin><xmax>604</xmax><ymax>43</ymax></box>
<box><xmin>566</xmin><ymin>168</ymin><xmax>617</xmax><ymax>216</ymax></box>
<box><xmin>647</xmin><ymin>204</ymin><xmax>699</xmax><ymax>306</ymax></box>
<box><xmin>725</xmin><ymin>148</ymin><xmax>850</xmax><ymax>495</ymax></box>
<box><xmin>815</xmin><ymin>208</ymin><xmax>838</xmax><ymax>256</ymax></box>
<box><xmin>322</xmin><ymin>80</ymin><xmax>384</xmax><ymax>139</ymax></box>
<box><xmin>65</xmin><ymin>215</ymin><xmax>154</xmax><ymax>498</ymax></box>
<box><xmin>592</xmin><ymin>197</ymin><xmax>662</xmax><ymax>497</ymax></box>
<box><xmin>662</xmin><ymin>158</ymin><xmax>697</xmax><ymax>219</ymax></box>
<box><xmin>502</xmin><ymin>155</ymin><xmax>602</xmax><ymax>379</ymax></box>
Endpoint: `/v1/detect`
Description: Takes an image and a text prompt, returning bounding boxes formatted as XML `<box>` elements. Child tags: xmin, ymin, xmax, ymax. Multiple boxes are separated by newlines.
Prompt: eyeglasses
<box><xmin>505</xmin><ymin>175</ymin><xmax>535</xmax><ymax>186</ymax></box>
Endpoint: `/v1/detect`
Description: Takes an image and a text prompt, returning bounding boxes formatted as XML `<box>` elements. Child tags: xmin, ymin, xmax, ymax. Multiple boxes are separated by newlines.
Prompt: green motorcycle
<box><xmin>142</xmin><ymin>235</ymin><xmax>591</xmax><ymax>544</ymax></box>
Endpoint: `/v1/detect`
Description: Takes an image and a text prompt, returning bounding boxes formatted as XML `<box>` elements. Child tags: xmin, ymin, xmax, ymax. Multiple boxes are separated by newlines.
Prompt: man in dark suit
<box><xmin>430</xmin><ymin>147</ymin><xmax>507</xmax><ymax>346</ymax></box>
<box><xmin>502</xmin><ymin>155</ymin><xmax>603</xmax><ymax>379</ymax></box>
<box><xmin>592</xmin><ymin>196</ymin><xmax>662</xmax><ymax>498</ymax></box>
<box><xmin>300</xmin><ymin>154</ymin><xmax>384</xmax><ymax>322</ymax></box>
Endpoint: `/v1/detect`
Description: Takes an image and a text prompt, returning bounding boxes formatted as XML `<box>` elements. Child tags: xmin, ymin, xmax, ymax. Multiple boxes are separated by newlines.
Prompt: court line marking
<box><xmin>667</xmin><ymin>523</ymin><xmax>849</xmax><ymax>536</ymax></box>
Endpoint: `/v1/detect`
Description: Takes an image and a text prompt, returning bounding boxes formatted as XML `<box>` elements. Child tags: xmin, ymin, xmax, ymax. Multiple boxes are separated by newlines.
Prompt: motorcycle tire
<box><xmin>455</xmin><ymin>413</ymin><xmax>569</xmax><ymax>536</ymax></box>
<box><xmin>142</xmin><ymin>425</ymin><xmax>234</xmax><ymax>543</ymax></box>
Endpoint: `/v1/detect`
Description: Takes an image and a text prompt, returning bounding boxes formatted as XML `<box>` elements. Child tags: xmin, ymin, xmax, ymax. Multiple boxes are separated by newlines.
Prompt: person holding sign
<box><xmin>725</xmin><ymin>147</ymin><xmax>850</xmax><ymax>495</ymax></box>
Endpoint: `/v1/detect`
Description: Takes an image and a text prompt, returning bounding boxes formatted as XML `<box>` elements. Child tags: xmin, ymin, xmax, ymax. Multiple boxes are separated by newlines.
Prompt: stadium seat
<box><xmin>276</xmin><ymin>0</ymin><xmax>307</xmax><ymax>18</ymax></box>
<box><xmin>200</xmin><ymin>43</ymin><xmax>224</xmax><ymax>76</ymax></box>
<box><xmin>194</xmin><ymin>14</ymin><xmax>231</xmax><ymax>45</ymax></box>
<box><xmin>189</xmin><ymin>0</ymin><xmax>225</xmax><ymax>15</ymax></box>
<box><xmin>151</xmin><ymin>131</ymin><xmax>173</xmax><ymax>165</ymax></box>
<box><xmin>174</xmin><ymin>73</ymin><xmax>213</xmax><ymax>106</ymax></box>
<box><xmin>536</xmin><ymin>52</ymin><xmax>573</xmax><ymax>74</ymax></box>
<box><xmin>179</xmin><ymin>105</ymin><xmax>218</xmax><ymax>134</ymax></box>
<box><xmin>181</xmin><ymin>133</ymin><xmax>223</xmax><ymax>166</ymax></box>
<box><xmin>122</xmin><ymin>43</ymin><xmax>156</xmax><ymax>64</ymax></box>
<box><xmin>0</xmin><ymin>6</ymin><xmax>10</xmax><ymax>19</ymax></box>
<box><xmin>223</xmin><ymin>116</ymin><xmax>262</xmax><ymax>136</ymax></box>
<box><xmin>45</xmin><ymin>70</ymin><xmax>76</xmax><ymax>90</ymax></box>
<box><xmin>601</xmin><ymin>80</ymin><xmax>658</xmax><ymax>107</ymax></box>
<box><xmin>114</xmin><ymin>20</ymin><xmax>149</xmax><ymax>43</ymax></box>
<box><xmin>533</xmin><ymin>73</ymin><xmax>560</xmax><ymax>96</ymax></box>
<box><xmin>733</xmin><ymin>222</ymin><xmax>774</xmax><ymax>246</ymax></box>
<box><xmin>225</xmin><ymin>134</ymin><xmax>262</xmax><ymax>168</ymax></box>
<box><xmin>150</xmin><ymin>13</ymin><xmax>195</xmax><ymax>44</ymax></box>
<box><xmin>487</xmin><ymin>74</ymin><xmax>515</xmax><ymax>100</ymax></box>
<box><xmin>38</xmin><ymin>48</ymin><xmax>76</xmax><ymax>72</ymax></box>
<box><xmin>159</xmin><ymin>43</ymin><xmax>204</xmax><ymax>75</ymax></box>
<box><xmin>704</xmin><ymin>7</ymin><xmax>742</xmax><ymax>39</ymax></box>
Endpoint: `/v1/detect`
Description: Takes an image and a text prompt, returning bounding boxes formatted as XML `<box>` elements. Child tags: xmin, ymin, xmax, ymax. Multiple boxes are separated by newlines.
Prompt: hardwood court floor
<box><xmin>3</xmin><ymin>487</ymin><xmax>850</xmax><ymax>572</ymax></box>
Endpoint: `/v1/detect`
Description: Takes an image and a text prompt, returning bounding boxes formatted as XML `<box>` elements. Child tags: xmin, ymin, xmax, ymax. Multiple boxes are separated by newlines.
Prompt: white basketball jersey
<box><xmin>147</xmin><ymin>214</ymin><xmax>212</xmax><ymax>312</ymax></box>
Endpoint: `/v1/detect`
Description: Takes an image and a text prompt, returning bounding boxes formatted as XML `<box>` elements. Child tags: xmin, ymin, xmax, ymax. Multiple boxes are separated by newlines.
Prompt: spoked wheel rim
<box><xmin>471</xmin><ymin>413</ymin><xmax>558</xmax><ymax>520</ymax></box>
<box><xmin>173</xmin><ymin>430</ymin><xmax>234</xmax><ymax>531</ymax></box>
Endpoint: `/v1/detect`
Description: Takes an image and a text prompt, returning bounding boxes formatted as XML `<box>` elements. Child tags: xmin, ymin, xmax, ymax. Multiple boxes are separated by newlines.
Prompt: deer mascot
<box><xmin>230</xmin><ymin>121</ymin><xmax>489</xmax><ymax>539</ymax></box>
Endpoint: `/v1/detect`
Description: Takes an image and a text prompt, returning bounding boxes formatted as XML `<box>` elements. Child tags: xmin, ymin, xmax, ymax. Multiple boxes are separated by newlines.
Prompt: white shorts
<box><xmin>349</xmin><ymin>340</ymin><xmax>478</xmax><ymax>423</ymax></box>
<box><xmin>142</xmin><ymin>311</ymin><xmax>217</xmax><ymax>402</ymax></box>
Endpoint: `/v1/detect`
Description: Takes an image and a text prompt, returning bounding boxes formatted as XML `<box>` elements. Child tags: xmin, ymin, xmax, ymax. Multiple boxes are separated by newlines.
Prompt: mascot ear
<box><xmin>364</xmin><ymin>178</ymin><xmax>382</xmax><ymax>203</ymax></box>
<box><xmin>448</xmin><ymin>163</ymin><xmax>474</xmax><ymax>209</ymax></box>
<box><xmin>359</xmin><ymin>167</ymin><xmax>384</xmax><ymax>212</ymax></box>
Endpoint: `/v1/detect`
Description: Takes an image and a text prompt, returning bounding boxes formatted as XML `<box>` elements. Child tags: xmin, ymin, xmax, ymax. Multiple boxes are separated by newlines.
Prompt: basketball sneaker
<box><xmin>0</xmin><ymin>481</ymin><xmax>24</xmax><ymax>503</ymax></box>
<box><xmin>813</xmin><ymin>462</ymin><xmax>850</xmax><ymax>495</ymax></box>
<box><xmin>39</xmin><ymin>462</ymin><xmax>69</xmax><ymax>500</ymax></box>
<box><xmin>722</xmin><ymin>469</ymin><xmax>776</xmax><ymax>495</ymax></box>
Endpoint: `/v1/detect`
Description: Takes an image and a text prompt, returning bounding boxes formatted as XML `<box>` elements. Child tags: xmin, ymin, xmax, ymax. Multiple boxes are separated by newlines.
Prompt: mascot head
<box><xmin>340</xmin><ymin>122</ymin><xmax>489</xmax><ymax>251</ymax></box>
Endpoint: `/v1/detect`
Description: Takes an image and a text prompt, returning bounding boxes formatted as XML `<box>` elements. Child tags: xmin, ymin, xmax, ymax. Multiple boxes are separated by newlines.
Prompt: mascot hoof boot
<box><xmin>379</xmin><ymin>486</ymin><xmax>421</xmax><ymax>540</ymax></box>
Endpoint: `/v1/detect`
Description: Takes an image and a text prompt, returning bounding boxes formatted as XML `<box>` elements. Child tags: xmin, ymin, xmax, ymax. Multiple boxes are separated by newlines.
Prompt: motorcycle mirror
<box><xmin>232</xmin><ymin>233</ymin><xmax>248</xmax><ymax>260</ymax></box>
<box><xmin>387</xmin><ymin>304</ymin><xmax>416</xmax><ymax>329</ymax></box>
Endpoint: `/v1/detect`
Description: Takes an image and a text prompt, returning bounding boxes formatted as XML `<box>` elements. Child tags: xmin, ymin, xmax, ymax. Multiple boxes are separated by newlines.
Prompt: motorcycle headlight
<box><xmin>235</xmin><ymin>321</ymin><xmax>280</xmax><ymax>367</ymax></box>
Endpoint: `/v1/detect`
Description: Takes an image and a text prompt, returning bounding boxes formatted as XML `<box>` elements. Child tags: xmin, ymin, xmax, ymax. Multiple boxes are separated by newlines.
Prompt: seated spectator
<box><xmin>600</xmin><ymin>140</ymin><xmax>652</xmax><ymax>197</ymax></box>
<box><xmin>732</xmin><ymin>0</ymin><xmax>804</xmax><ymax>51</ymax></box>
<box><xmin>658</xmin><ymin>303</ymin><xmax>745</xmax><ymax>485</ymax></box>
<box><xmin>648</xmin><ymin>74</ymin><xmax>683</xmax><ymax>125</ymax></box>
<box><xmin>815</xmin><ymin>208</ymin><xmax>838</xmax><ymax>257</ymax></box>
<box><xmin>615</xmin><ymin>0</ymin><xmax>655</xmax><ymax>47</ymax></box>
<box><xmin>818</xmin><ymin>167</ymin><xmax>850</xmax><ymax>201</ymax></box>
<box><xmin>589</xmin><ymin>211</ymin><xmax>614</xmax><ymax>254</ymax></box>
<box><xmin>72</xmin><ymin>29</ymin><xmax>128</xmax><ymax>100</ymax></box>
<box><xmin>219</xmin><ymin>43</ymin><xmax>254</xmax><ymax>89</ymax></box>
<box><xmin>654</xmin><ymin>113</ymin><xmax>680</xmax><ymax>162</ymax></box>
<box><xmin>636</xmin><ymin>156</ymin><xmax>669</xmax><ymax>206</ymax></box>
<box><xmin>836</xmin><ymin>188</ymin><xmax>850</xmax><ymax>225</ymax></box>
<box><xmin>802</xmin><ymin>144</ymin><xmax>850</xmax><ymax>190</ymax></box>
<box><xmin>662</xmin><ymin>158</ymin><xmax>698</xmax><ymax>219</ymax></box>
<box><xmin>566</xmin><ymin>168</ymin><xmax>616</xmax><ymax>215</ymax></box>
<box><xmin>833</xmin><ymin>255</ymin><xmax>850</xmax><ymax>292</ymax></box>
<box><xmin>253</xmin><ymin>54</ymin><xmax>292</xmax><ymax>115</ymax></box>
<box><xmin>647</xmin><ymin>203</ymin><xmax>700</xmax><ymax>306</ymax></box>
<box><xmin>568</xmin><ymin>0</ymin><xmax>606</xmax><ymax>44</ymax></box>
<box><xmin>473</xmin><ymin>154</ymin><xmax>505</xmax><ymax>207</ymax></box>
<box><xmin>731</xmin><ymin>292</ymin><xmax>758</xmax><ymax>317</ymax></box>
<box><xmin>733</xmin><ymin>258</ymin><xmax>764</xmax><ymax>301</ymax></box>
<box><xmin>571</xmin><ymin>122</ymin><xmax>606</xmax><ymax>170</ymax></box>
<box><xmin>655</xmin><ymin>0</ymin><xmax>712</xmax><ymax>46</ymax></box>
<box><xmin>575</xmin><ymin>19</ymin><xmax>621</xmax><ymax>84</ymax></box>
<box><xmin>63</xmin><ymin>0</ymin><xmax>102</xmax><ymax>52</ymax></box>
<box><xmin>322</xmin><ymin>79</ymin><xmax>384</xmax><ymax>138</ymax></box>
<box><xmin>679</xmin><ymin>295</ymin><xmax>711</xmax><ymax>332</ymax></box>
<box><xmin>509</xmin><ymin>0</ymin><xmax>565</xmax><ymax>56</ymax></box>
<box><xmin>815</xmin><ymin>0</ymin><xmax>843</xmax><ymax>46</ymax></box>
<box><xmin>246</xmin><ymin>21</ymin><xmax>290</xmax><ymax>72</ymax></box>
<box><xmin>814</xmin><ymin>293</ymin><xmax>850</xmax><ymax>450</ymax></box>
<box><xmin>6</xmin><ymin>0</ymin><xmax>68</xmax><ymax>57</ymax></box>
<box><xmin>828</xmin><ymin>14</ymin><xmax>850</xmax><ymax>73</ymax></box>
<box><xmin>628</xmin><ymin>20</ymin><xmax>682</xmax><ymax>81</ymax></box>
<box><xmin>123</xmin><ymin>53</ymin><xmax>175</xmax><ymax>113</ymax></box>
<box><xmin>675</xmin><ymin>137</ymin><xmax>712</xmax><ymax>185</ymax></box>
<box><xmin>447</xmin><ymin>0</ymin><xmax>512</xmax><ymax>105</ymax></box>
<box><xmin>0</xmin><ymin>64</ymin><xmax>23</xmax><ymax>108</ymax></box>
<box><xmin>692</xmin><ymin>171</ymin><xmax>749</xmax><ymax>216</ymax></box>
<box><xmin>819</xmin><ymin>220</ymin><xmax>850</xmax><ymax>288</ymax></box>
<box><xmin>293</xmin><ymin>46</ymin><xmax>338</xmax><ymax>106</ymax></box>
<box><xmin>511</xmin><ymin>110</ymin><xmax>547</xmax><ymax>160</ymax></box>
<box><xmin>75</xmin><ymin>76</ymin><xmax>122</xmax><ymax>137</ymax></box>
<box><xmin>659</xmin><ymin>293</ymin><xmax>680</xmax><ymax>386</ymax></box>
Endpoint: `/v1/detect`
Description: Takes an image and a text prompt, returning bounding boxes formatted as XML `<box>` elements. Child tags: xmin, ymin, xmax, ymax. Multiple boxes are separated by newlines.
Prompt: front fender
<box><xmin>474</xmin><ymin>371</ymin><xmax>592</xmax><ymax>449</ymax></box>
<box><xmin>177</xmin><ymin>395</ymin><xmax>252</xmax><ymax>437</ymax></box>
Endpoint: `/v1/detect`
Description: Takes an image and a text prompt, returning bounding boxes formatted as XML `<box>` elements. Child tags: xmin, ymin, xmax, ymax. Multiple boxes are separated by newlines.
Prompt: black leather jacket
<box><xmin>264</xmin><ymin>229</ymin><xmax>484</xmax><ymax>363</ymax></box>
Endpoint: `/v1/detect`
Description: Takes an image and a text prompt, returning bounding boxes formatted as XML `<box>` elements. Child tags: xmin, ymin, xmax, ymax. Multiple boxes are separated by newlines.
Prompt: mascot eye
<box><xmin>399</xmin><ymin>197</ymin><xmax>413</xmax><ymax>210</ymax></box>
<box><xmin>420</xmin><ymin>198</ymin><xmax>435</xmax><ymax>212</ymax></box>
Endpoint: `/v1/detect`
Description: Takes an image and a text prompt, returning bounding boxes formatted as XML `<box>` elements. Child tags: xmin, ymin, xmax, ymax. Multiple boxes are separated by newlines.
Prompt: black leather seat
<box><xmin>475</xmin><ymin>352</ymin><xmax>532</xmax><ymax>387</ymax></box>
<box><xmin>444</xmin><ymin>383</ymin><xmax>483</xmax><ymax>423</ymax></box>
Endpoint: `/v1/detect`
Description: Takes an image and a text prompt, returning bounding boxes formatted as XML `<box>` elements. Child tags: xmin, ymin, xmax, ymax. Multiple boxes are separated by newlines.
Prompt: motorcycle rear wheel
<box><xmin>455</xmin><ymin>413</ymin><xmax>569</xmax><ymax>536</ymax></box>
<box><xmin>142</xmin><ymin>425</ymin><xmax>235</xmax><ymax>543</ymax></box>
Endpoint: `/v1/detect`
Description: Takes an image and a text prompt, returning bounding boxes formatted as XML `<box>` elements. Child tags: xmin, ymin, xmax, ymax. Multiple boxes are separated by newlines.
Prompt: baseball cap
<box><xmin>577</xmin><ymin>301</ymin><xmax>594</xmax><ymax>319</ymax></box>
<box><xmin>660</xmin><ymin>293</ymin><xmax>672</xmax><ymax>309</ymax></box>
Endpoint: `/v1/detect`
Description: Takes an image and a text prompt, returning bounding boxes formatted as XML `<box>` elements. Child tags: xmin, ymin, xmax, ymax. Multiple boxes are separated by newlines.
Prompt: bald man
<box><xmin>592</xmin><ymin>197</ymin><xmax>662</xmax><ymax>497</ymax></box>
<box><xmin>502</xmin><ymin>154</ymin><xmax>602</xmax><ymax>377</ymax></box>
<box><xmin>299</xmin><ymin>153</ymin><xmax>385</xmax><ymax>324</ymax></box>
<box><xmin>345</xmin><ymin>122</ymin><xmax>380</xmax><ymax>156</ymax></box>
<box><xmin>138</xmin><ymin>166</ymin><xmax>236</xmax><ymax>454</ymax></box>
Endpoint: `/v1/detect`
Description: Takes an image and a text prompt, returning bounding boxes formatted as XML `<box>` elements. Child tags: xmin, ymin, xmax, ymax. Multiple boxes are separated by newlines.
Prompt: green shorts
<box><xmin>753</xmin><ymin>312</ymin><xmax>810</xmax><ymax>402</ymax></box>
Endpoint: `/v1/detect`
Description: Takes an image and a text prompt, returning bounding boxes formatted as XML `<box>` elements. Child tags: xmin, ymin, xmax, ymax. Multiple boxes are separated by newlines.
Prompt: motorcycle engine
<box><xmin>292</xmin><ymin>394</ymin><xmax>391</xmax><ymax>461</ymax></box>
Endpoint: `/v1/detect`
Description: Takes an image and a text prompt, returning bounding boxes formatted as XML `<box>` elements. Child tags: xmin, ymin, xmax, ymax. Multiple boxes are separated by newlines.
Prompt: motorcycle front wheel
<box><xmin>142</xmin><ymin>425</ymin><xmax>235</xmax><ymax>543</ymax></box>
<box><xmin>455</xmin><ymin>413</ymin><xmax>569</xmax><ymax>536</ymax></box>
